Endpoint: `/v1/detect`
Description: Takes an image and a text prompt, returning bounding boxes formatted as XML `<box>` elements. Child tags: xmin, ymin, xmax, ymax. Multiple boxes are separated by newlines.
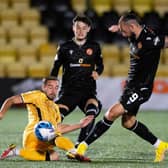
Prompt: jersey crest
<box><xmin>86</xmin><ymin>48</ymin><xmax>93</xmax><ymax>56</ymax></box>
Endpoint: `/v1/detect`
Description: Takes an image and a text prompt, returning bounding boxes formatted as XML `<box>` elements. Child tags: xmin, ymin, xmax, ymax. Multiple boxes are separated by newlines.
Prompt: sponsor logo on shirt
<box><xmin>70</xmin><ymin>63</ymin><xmax>91</xmax><ymax>67</ymax></box>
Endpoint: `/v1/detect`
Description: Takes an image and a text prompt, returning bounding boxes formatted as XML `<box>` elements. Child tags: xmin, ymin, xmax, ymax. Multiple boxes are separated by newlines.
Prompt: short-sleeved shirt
<box><xmin>126</xmin><ymin>26</ymin><xmax>165</xmax><ymax>90</ymax></box>
<box><xmin>50</xmin><ymin>39</ymin><xmax>104</xmax><ymax>94</ymax></box>
<box><xmin>21</xmin><ymin>90</ymin><xmax>61</xmax><ymax>135</ymax></box>
<box><xmin>120</xmin><ymin>26</ymin><xmax>165</xmax><ymax>114</ymax></box>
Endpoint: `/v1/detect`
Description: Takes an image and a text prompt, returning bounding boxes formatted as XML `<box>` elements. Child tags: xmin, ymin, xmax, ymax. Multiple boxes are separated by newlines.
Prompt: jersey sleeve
<box><xmin>50</xmin><ymin>45</ymin><xmax>64</xmax><ymax>77</ymax></box>
<box><xmin>95</xmin><ymin>43</ymin><xmax>104</xmax><ymax>75</ymax></box>
<box><xmin>55</xmin><ymin>104</ymin><xmax>62</xmax><ymax>124</ymax></box>
<box><xmin>21</xmin><ymin>90</ymin><xmax>40</xmax><ymax>104</ymax></box>
<box><xmin>54</xmin><ymin>104</ymin><xmax>62</xmax><ymax>136</ymax></box>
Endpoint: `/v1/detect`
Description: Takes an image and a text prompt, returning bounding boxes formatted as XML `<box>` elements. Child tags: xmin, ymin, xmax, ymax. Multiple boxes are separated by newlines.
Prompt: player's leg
<box><xmin>23</xmin><ymin>135</ymin><xmax>90</xmax><ymax>162</ymax></box>
<box><xmin>122</xmin><ymin>113</ymin><xmax>158</xmax><ymax>145</ymax></box>
<box><xmin>122</xmin><ymin>113</ymin><xmax>168</xmax><ymax>162</ymax></box>
<box><xmin>76</xmin><ymin>98</ymin><xmax>102</xmax><ymax>146</ymax></box>
<box><xmin>56</xmin><ymin>93</ymin><xmax>78</xmax><ymax>121</ymax></box>
<box><xmin>76</xmin><ymin>102</ymin><xmax>125</xmax><ymax>155</ymax></box>
<box><xmin>57</xmin><ymin>104</ymin><xmax>70</xmax><ymax>121</ymax></box>
<box><xmin>22</xmin><ymin>131</ymin><xmax>59</xmax><ymax>161</ymax></box>
<box><xmin>0</xmin><ymin>144</ymin><xmax>59</xmax><ymax>161</ymax></box>
<box><xmin>55</xmin><ymin>136</ymin><xmax>90</xmax><ymax>161</ymax></box>
<box><xmin>121</xmin><ymin>88</ymin><xmax>168</xmax><ymax>162</ymax></box>
<box><xmin>20</xmin><ymin>148</ymin><xmax>59</xmax><ymax>161</ymax></box>
<box><xmin>55</xmin><ymin>136</ymin><xmax>75</xmax><ymax>151</ymax></box>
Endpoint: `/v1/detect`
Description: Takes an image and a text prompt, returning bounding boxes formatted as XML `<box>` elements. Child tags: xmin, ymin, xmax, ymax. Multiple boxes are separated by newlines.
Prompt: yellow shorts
<box><xmin>22</xmin><ymin>130</ymin><xmax>55</xmax><ymax>152</ymax></box>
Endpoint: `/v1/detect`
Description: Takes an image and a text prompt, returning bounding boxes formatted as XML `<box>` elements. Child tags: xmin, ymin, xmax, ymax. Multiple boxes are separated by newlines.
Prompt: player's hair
<box><xmin>42</xmin><ymin>76</ymin><xmax>59</xmax><ymax>85</ymax></box>
<box><xmin>120</xmin><ymin>12</ymin><xmax>141</xmax><ymax>24</ymax></box>
<box><xmin>73</xmin><ymin>14</ymin><xmax>92</xmax><ymax>27</ymax></box>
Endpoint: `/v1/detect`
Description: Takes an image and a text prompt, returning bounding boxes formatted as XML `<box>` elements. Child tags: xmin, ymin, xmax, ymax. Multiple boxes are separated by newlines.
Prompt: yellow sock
<box><xmin>55</xmin><ymin>136</ymin><xmax>74</xmax><ymax>151</ymax></box>
<box><xmin>19</xmin><ymin>148</ymin><xmax>46</xmax><ymax>161</ymax></box>
<box><xmin>76</xmin><ymin>142</ymin><xmax>88</xmax><ymax>155</ymax></box>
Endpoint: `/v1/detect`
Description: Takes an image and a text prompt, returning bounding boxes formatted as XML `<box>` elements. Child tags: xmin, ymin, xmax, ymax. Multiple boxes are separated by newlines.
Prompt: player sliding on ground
<box><xmin>75</xmin><ymin>12</ymin><xmax>168</xmax><ymax>162</ymax></box>
<box><xmin>0</xmin><ymin>76</ymin><xmax>92</xmax><ymax>162</ymax></box>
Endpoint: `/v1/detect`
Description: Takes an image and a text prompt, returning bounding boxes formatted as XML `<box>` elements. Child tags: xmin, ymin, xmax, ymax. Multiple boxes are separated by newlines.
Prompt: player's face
<box><xmin>119</xmin><ymin>22</ymin><xmax>134</xmax><ymax>38</ymax></box>
<box><xmin>42</xmin><ymin>80</ymin><xmax>59</xmax><ymax>100</ymax></box>
<box><xmin>73</xmin><ymin>21</ymin><xmax>90</xmax><ymax>40</ymax></box>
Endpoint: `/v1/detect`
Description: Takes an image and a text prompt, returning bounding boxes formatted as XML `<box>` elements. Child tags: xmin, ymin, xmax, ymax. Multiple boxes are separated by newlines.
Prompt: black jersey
<box><xmin>126</xmin><ymin>26</ymin><xmax>165</xmax><ymax>89</ymax></box>
<box><xmin>50</xmin><ymin>39</ymin><xmax>104</xmax><ymax>94</ymax></box>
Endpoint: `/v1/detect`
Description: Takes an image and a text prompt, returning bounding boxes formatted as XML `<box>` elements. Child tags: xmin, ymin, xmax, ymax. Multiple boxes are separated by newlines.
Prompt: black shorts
<box><xmin>119</xmin><ymin>87</ymin><xmax>152</xmax><ymax>115</ymax></box>
<box><xmin>56</xmin><ymin>91</ymin><xmax>101</xmax><ymax>117</ymax></box>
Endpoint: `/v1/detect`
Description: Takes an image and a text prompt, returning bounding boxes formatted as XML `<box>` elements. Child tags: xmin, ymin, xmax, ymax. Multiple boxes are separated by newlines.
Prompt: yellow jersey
<box><xmin>21</xmin><ymin>90</ymin><xmax>61</xmax><ymax>135</ymax></box>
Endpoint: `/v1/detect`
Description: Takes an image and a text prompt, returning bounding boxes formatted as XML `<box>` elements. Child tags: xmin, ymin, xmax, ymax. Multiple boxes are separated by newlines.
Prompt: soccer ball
<box><xmin>34</xmin><ymin>121</ymin><xmax>56</xmax><ymax>141</ymax></box>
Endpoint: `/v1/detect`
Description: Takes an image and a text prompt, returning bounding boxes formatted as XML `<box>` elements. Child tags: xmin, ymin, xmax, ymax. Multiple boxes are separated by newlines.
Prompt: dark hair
<box><xmin>42</xmin><ymin>76</ymin><xmax>59</xmax><ymax>85</ymax></box>
<box><xmin>120</xmin><ymin>11</ymin><xmax>141</xmax><ymax>24</ymax></box>
<box><xmin>73</xmin><ymin>14</ymin><xmax>92</xmax><ymax>27</ymax></box>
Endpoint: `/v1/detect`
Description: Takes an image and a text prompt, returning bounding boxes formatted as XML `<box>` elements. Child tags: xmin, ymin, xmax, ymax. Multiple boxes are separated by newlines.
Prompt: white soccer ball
<box><xmin>34</xmin><ymin>121</ymin><xmax>56</xmax><ymax>141</ymax></box>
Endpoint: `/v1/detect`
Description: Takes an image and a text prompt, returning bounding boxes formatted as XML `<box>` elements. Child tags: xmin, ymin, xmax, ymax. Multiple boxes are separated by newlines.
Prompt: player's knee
<box><xmin>85</xmin><ymin>99</ymin><xmax>102</xmax><ymax>117</ymax></box>
<box><xmin>50</xmin><ymin>151</ymin><xmax>59</xmax><ymax>161</ymax></box>
<box><xmin>105</xmin><ymin>110</ymin><xmax>117</xmax><ymax>121</ymax></box>
<box><xmin>105</xmin><ymin>103</ymin><xmax>124</xmax><ymax>121</ymax></box>
<box><xmin>85</xmin><ymin>103</ymin><xmax>99</xmax><ymax>117</ymax></box>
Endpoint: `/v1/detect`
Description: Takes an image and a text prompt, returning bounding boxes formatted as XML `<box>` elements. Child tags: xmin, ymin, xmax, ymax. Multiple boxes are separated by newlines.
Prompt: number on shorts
<box><xmin>129</xmin><ymin>93</ymin><xmax>138</xmax><ymax>103</ymax></box>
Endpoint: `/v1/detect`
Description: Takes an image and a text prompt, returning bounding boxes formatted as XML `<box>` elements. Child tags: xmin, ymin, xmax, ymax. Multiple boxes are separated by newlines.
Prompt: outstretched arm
<box><xmin>0</xmin><ymin>95</ymin><xmax>23</xmax><ymax>120</ymax></box>
<box><xmin>108</xmin><ymin>25</ymin><xmax>119</xmax><ymax>33</ymax></box>
<box><xmin>57</xmin><ymin>115</ymin><xmax>94</xmax><ymax>134</ymax></box>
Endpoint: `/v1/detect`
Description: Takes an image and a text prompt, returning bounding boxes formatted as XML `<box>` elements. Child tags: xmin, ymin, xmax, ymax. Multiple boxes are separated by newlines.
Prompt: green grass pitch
<box><xmin>0</xmin><ymin>108</ymin><xmax>168</xmax><ymax>168</ymax></box>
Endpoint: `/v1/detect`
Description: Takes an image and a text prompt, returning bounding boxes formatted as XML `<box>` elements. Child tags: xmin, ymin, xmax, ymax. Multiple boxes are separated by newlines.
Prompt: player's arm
<box><xmin>57</xmin><ymin>115</ymin><xmax>93</xmax><ymax>134</ymax></box>
<box><xmin>50</xmin><ymin>45</ymin><xmax>64</xmax><ymax>77</ymax></box>
<box><xmin>92</xmin><ymin>44</ymin><xmax>104</xmax><ymax>80</ymax></box>
<box><xmin>0</xmin><ymin>95</ymin><xmax>23</xmax><ymax>120</ymax></box>
<box><xmin>108</xmin><ymin>25</ymin><xmax>120</xmax><ymax>33</ymax></box>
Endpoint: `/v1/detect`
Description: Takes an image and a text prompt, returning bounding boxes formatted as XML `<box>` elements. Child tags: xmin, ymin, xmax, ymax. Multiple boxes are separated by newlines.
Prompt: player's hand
<box><xmin>80</xmin><ymin>115</ymin><xmax>94</xmax><ymax>128</ymax></box>
<box><xmin>108</xmin><ymin>25</ymin><xmax>119</xmax><ymax>33</ymax></box>
<box><xmin>91</xmin><ymin>71</ymin><xmax>99</xmax><ymax>80</ymax></box>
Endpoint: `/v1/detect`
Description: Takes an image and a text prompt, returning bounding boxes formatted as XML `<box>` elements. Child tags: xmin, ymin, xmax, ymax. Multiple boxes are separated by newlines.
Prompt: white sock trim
<box><xmin>153</xmin><ymin>139</ymin><xmax>161</xmax><ymax>148</ymax></box>
<box><xmin>131</xmin><ymin>120</ymin><xmax>138</xmax><ymax>131</ymax></box>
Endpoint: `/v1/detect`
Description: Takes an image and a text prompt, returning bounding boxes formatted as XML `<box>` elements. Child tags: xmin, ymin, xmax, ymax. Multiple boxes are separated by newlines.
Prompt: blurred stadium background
<box><xmin>0</xmin><ymin>0</ymin><xmax>168</xmax><ymax>108</ymax></box>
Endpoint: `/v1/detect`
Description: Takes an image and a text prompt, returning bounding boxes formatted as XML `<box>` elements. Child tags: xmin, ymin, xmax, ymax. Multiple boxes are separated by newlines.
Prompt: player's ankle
<box><xmin>153</xmin><ymin>139</ymin><xmax>161</xmax><ymax>148</ymax></box>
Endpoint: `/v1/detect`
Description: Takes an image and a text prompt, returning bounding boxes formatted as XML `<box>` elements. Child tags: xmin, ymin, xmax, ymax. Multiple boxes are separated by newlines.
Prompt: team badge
<box><xmin>86</xmin><ymin>48</ymin><xmax>93</xmax><ymax>56</ymax></box>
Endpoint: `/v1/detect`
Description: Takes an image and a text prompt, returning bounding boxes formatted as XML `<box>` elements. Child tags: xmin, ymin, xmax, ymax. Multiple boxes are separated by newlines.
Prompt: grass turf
<box><xmin>0</xmin><ymin>108</ymin><xmax>168</xmax><ymax>168</ymax></box>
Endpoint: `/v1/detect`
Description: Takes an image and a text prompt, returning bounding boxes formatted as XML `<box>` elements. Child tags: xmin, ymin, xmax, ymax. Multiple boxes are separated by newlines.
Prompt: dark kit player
<box><xmin>50</xmin><ymin>14</ymin><xmax>104</xmax><ymax>148</ymax></box>
<box><xmin>76</xmin><ymin>12</ymin><xmax>168</xmax><ymax>162</ymax></box>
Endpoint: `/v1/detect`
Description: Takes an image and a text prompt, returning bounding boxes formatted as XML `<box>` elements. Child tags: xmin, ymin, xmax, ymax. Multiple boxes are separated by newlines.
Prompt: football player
<box><xmin>50</xmin><ymin>14</ymin><xmax>104</xmax><ymax>147</ymax></box>
<box><xmin>76</xmin><ymin>12</ymin><xmax>168</xmax><ymax>162</ymax></box>
<box><xmin>0</xmin><ymin>76</ymin><xmax>92</xmax><ymax>161</ymax></box>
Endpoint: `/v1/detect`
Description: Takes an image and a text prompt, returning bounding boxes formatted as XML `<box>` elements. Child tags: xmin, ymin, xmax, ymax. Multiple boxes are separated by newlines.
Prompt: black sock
<box><xmin>85</xmin><ymin>117</ymin><xmax>113</xmax><ymax>145</ymax></box>
<box><xmin>45</xmin><ymin>151</ymin><xmax>50</xmax><ymax>161</ymax></box>
<box><xmin>127</xmin><ymin>120</ymin><xmax>157</xmax><ymax>145</ymax></box>
<box><xmin>76</xmin><ymin>119</ymin><xmax>95</xmax><ymax>146</ymax></box>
